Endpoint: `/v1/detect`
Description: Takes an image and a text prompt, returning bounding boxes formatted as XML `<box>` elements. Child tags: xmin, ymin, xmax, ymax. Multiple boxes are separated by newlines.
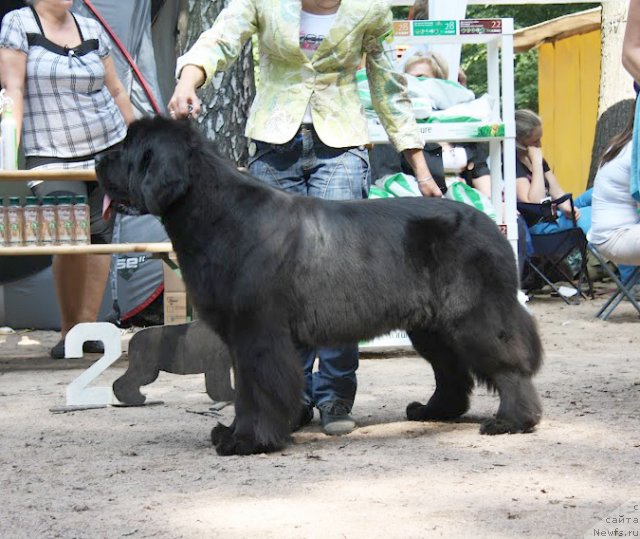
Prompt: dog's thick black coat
<box><xmin>97</xmin><ymin>117</ymin><xmax>543</xmax><ymax>456</ymax></box>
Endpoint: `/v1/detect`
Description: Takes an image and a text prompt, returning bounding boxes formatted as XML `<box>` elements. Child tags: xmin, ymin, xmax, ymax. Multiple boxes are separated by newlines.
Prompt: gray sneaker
<box><xmin>319</xmin><ymin>400</ymin><xmax>356</xmax><ymax>435</ymax></box>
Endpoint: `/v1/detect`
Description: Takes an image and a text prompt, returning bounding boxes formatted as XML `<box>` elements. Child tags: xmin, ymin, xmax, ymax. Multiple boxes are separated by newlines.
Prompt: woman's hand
<box><xmin>168</xmin><ymin>65</ymin><xmax>205</xmax><ymax>119</ymax></box>
<box><xmin>518</xmin><ymin>145</ymin><xmax>547</xmax><ymax>203</ymax></box>
<box><xmin>561</xmin><ymin>205</ymin><xmax>580</xmax><ymax>221</ymax></box>
<box><xmin>402</xmin><ymin>148</ymin><xmax>443</xmax><ymax>198</ymax></box>
<box><xmin>417</xmin><ymin>177</ymin><xmax>443</xmax><ymax>197</ymax></box>
<box><xmin>527</xmin><ymin>145</ymin><xmax>543</xmax><ymax>166</ymax></box>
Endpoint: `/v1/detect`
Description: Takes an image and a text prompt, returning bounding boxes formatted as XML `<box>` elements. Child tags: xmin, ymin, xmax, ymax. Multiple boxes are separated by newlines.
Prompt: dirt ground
<box><xmin>1</xmin><ymin>287</ymin><xmax>639</xmax><ymax>539</ymax></box>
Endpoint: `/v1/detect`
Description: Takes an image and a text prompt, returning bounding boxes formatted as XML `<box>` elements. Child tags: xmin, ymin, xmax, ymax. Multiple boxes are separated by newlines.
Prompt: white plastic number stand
<box><xmin>65</xmin><ymin>322</ymin><xmax>122</xmax><ymax>406</ymax></box>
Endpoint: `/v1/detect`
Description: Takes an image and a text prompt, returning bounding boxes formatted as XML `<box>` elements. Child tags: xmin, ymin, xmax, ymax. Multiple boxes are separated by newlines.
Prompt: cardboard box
<box><xmin>164</xmin><ymin>291</ymin><xmax>192</xmax><ymax>325</ymax></box>
<box><xmin>163</xmin><ymin>254</ymin><xmax>184</xmax><ymax>292</ymax></box>
<box><xmin>162</xmin><ymin>255</ymin><xmax>194</xmax><ymax>324</ymax></box>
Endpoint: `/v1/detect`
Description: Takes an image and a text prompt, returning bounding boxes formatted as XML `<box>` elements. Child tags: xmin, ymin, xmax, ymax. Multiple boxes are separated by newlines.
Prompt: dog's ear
<box><xmin>138</xmin><ymin>146</ymin><xmax>191</xmax><ymax>215</ymax></box>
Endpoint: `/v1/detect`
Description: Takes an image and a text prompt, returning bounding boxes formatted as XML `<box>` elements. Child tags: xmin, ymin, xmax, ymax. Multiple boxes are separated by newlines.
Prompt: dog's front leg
<box><xmin>406</xmin><ymin>329</ymin><xmax>474</xmax><ymax>422</ymax></box>
<box><xmin>211</xmin><ymin>327</ymin><xmax>303</xmax><ymax>456</ymax></box>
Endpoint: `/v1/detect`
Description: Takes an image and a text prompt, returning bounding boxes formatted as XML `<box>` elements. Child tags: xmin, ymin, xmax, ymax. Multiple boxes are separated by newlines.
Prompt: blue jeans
<box><xmin>618</xmin><ymin>264</ymin><xmax>637</xmax><ymax>283</ymax></box>
<box><xmin>529</xmin><ymin>189</ymin><xmax>592</xmax><ymax>236</ymax></box>
<box><xmin>248</xmin><ymin>126</ymin><xmax>370</xmax><ymax>409</ymax></box>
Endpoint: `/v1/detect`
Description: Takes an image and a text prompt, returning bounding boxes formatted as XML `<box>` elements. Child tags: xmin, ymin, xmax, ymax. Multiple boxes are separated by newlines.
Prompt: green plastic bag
<box><xmin>376</xmin><ymin>173</ymin><xmax>421</xmax><ymax>198</ymax></box>
<box><xmin>368</xmin><ymin>185</ymin><xmax>393</xmax><ymax>199</ymax></box>
<box><xmin>444</xmin><ymin>179</ymin><xmax>497</xmax><ymax>221</ymax></box>
<box><xmin>357</xmin><ymin>68</ymin><xmax>474</xmax><ymax>120</ymax></box>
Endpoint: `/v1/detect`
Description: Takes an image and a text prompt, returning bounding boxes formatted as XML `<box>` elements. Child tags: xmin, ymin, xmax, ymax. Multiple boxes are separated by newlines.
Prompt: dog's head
<box><xmin>96</xmin><ymin>117</ymin><xmax>196</xmax><ymax>216</ymax></box>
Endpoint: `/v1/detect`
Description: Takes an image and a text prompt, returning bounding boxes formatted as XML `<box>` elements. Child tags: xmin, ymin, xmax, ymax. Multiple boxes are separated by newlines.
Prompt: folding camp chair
<box><xmin>518</xmin><ymin>194</ymin><xmax>593</xmax><ymax>305</ymax></box>
<box><xmin>587</xmin><ymin>243</ymin><xmax>640</xmax><ymax>320</ymax></box>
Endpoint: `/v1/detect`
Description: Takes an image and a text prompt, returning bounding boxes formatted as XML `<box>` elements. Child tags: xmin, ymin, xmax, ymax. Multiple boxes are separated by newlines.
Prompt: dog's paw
<box><xmin>480</xmin><ymin>417</ymin><xmax>536</xmax><ymax>435</ymax></box>
<box><xmin>212</xmin><ymin>426</ymin><xmax>254</xmax><ymax>456</ymax></box>
<box><xmin>211</xmin><ymin>422</ymin><xmax>234</xmax><ymax>449</ymax></box>
<box><xmin>406</xmin><ymin>397</ymin><xmax>468</xmax><ymax>422</ymax></box>
<box><xmin>406</xmin><ymin>401</ymin><xmax>428</xmax><ymax>421</ymax></box>
<box><xmin>211</xmin><ymin>423</ymin><xmax>283</xmax><ymax>456</ymax></box>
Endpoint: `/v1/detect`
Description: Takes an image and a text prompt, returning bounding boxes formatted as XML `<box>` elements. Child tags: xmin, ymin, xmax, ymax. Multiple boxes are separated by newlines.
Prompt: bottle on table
<box><xmin>23</xmin><ymin>196</ymin><xmax>41</xmax><ymax>246</ymax></box>
<box><xmin>56</xmin><ymin>195</ymin><xmax>74</xmax><ymax>245</ymax></box>
<box><xmin>72</xmin><ymin>195</ymin><xmax>90</xmax><ymax>245</ymax></box>
<box><xmin>40</xmin><ymin>195</ymin><xmax>58</xmax><ymax>246</ymax></box>
<box><xmin>6</xmin><ymin>196</ymin><xmax>24</xmax><ymax>246</ymax></box>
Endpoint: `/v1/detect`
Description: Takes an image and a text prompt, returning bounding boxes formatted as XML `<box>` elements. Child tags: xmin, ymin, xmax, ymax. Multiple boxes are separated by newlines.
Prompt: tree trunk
<box><xmin>588</xmin><ymin>0</ymin><xmax>635</xmax><ymax>187</ymax></box>
<box><xmin>180</xmin><ymin>0</ymin><xmax>255</xmax><ymax>165</ymax></box>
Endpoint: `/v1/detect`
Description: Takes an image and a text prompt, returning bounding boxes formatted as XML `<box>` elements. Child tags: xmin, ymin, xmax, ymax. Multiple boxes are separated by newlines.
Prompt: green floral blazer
<box><xmin>176</xmin><ymin>0</ymin><xmax>423</xmax><ymax>151</ymax></box>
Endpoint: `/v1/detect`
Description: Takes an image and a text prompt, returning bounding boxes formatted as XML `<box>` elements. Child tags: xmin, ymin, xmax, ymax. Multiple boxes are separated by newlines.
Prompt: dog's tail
<box><xmin>486</xmin><ymin>295</ymin><xmax>543</xmax><ymax>378</ymax></box>
<box><xmin>448</xmin><ymin>291</ymin><xmax>543</xmax><ymax>387</ymax></box>
<box><xmin>512</xmin><ymin>301</ymin><xmax>543</xmax><ymax>375</ymax></box>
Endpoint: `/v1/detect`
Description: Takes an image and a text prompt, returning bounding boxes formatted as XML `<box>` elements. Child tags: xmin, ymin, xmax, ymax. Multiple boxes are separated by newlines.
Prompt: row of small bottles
<box><xmin>0</xmin><ymin>195</ymin><xmax>90</xmax><ymax>247</ymax></box>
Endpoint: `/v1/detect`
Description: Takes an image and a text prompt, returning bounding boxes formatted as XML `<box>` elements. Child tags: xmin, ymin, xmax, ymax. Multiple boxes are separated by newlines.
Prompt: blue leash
<box><xmin>631</xmin><ymin>95</ymin><xmax>640</xmax><ymax>202</ymax></box>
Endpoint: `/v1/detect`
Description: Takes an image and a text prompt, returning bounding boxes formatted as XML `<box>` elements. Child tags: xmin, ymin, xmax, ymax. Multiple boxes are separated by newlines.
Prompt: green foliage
<box><xmin>392</xmin><ymin>6</ymin><xmax>410</xmax><ymax>19</ymax></box>
<box><xmin>514</xmin><ymin>49</ymin><xmax>539</xmax><ymax>111</ymax></box>
<box><xmin>465</xmin><ymin>3</ymin><xmax>597</xmax><ymax>25</ymax></box>
<box><xmin>461</xmin><ymin>3</ymin><xmax>598</xmax><ymax>111</ymax></box>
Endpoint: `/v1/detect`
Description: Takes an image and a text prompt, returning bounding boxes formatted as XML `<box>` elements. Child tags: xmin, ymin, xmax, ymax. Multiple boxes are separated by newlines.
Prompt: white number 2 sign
<box><xmin>65</xmin><ymin>322</ymin><xmax>122</xmax><ymax>406</ymax></box>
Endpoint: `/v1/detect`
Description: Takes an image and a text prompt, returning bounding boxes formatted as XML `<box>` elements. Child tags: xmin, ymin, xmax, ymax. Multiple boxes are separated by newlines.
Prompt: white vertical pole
<box><xmin>429</xmin><ymin>0</ymin><xmax>467</xmax><ymax>81</ymax></box>
<box><xmin>500</xmin><ymin>18</ymin><xmax>518</xmax><ymax>258</ymax></box>
<box><xmin>487</xmin><ymin>37</ymin><xmax>503</xmax><ymax>223</ymax></box>
<box><xmin>487</xmin><ymin>40</ymin><xmax>501</xmax><ymax>122</ymax></box>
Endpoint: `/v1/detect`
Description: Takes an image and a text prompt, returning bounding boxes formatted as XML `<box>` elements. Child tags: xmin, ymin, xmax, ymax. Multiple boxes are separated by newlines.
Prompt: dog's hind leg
<box><xmin>406</xmin><ymin>329</ymin><xmax>474</xmax><ymax>421</ymax></box>
<box><xmin>480</xmin><ymin>372</ymin><xmax>542</xmax><ymax>434</ymax></box>
<box><xmin>211</xmin><ymin>326</ymin><xmax>302</xmax><ymax>456</ymax></box>
<box><xmin>452</xmin><ymin>303</ymin><xmax>543</xmax><ymax>434</ymax></box>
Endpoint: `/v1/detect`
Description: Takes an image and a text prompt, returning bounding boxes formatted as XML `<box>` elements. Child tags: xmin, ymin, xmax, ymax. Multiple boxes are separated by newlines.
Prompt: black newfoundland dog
<box><xmin>96</xmin><ymin>117</ymin><xmax>543</xmax><ymax>456</ymax></box>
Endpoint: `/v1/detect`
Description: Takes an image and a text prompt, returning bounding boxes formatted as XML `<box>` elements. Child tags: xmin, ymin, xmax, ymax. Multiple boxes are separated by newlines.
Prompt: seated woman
<box><xmin>515</xmin><ymin>109</ymin><xmax>592</xmax><ymax>235</ymax></box>
<box><xmin>589</xmin><ymin>107</ymin><xmax>639</xmax><ymax>276</ymax></box>
<box><xmin>404</xmin><ymin>51</ymin><xmax>449</xmax><ymax>80</ymax></box>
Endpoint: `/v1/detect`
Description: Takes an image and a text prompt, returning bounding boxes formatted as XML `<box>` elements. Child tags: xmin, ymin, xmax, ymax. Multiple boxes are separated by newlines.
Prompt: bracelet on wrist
<box><xmin>417</xmin><ymin>176</ymin><xmax>434</xmax><ymax>185</ymax></box>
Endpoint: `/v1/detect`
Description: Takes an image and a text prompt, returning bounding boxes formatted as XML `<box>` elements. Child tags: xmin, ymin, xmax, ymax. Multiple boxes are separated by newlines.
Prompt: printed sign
<box><xmin>460</xmin><ymin>19</ymin><xmax>503</xmax><ymax>35</ymax></box>
<box><xmin>412</xmin><ymin>20</ymin><xmax>456</xmax><ymax>36</ymax></box>
<box><xmin>392</xmin><ymin>21</ymin><xmax>411</xmax><ymax>37</ymax></box>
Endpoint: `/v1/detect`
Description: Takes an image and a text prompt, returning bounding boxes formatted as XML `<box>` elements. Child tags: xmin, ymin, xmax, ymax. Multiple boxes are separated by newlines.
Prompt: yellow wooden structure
<box><xmin>514</xmin><ymin>8</ymin><xmax>601</xmax><ymax>196</ymax></box>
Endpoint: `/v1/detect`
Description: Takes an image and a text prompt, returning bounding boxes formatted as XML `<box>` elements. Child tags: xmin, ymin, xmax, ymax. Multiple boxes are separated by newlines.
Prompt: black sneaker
<box><xmin>292</xmin><ymin>404</ymin><xmax>314</xmax><ymax>432</ymax></box>
<box><xmin>319</xmin><ymin>400</ymin><xmax>356</xmax><ymax>435</ymax></box>
<box><xmin>50</xmin><ymin>340</ymin><xmax>65</xmax><ymax>360</ymax></box>
<box><xmin>50</xmin><ymin>339</ymin><xmax>105</xmax><ymax>359</ymax></box>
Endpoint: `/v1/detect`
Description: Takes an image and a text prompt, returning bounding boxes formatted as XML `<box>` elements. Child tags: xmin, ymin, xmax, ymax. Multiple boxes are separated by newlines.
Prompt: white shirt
<box><xmin>299</xmin><ymin>10</ymin><xmax>337</xmax><ymax>124</ymax></box>
<box><xmin>589</xmin><ymin>142</ymin><xmax>639</xmax><ymax>244</ymax></box>
<box><xmin>442</xmin><ymin>146</ymin><xmax>468</xmax><ymax>174</ymax></box>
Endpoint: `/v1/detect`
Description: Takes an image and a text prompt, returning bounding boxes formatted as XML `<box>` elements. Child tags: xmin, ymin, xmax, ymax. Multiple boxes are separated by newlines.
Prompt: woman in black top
<box><xmin>515</xmin><ymin>109</ymin><xmax>592</xmax><ymax>235</ymax></box>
